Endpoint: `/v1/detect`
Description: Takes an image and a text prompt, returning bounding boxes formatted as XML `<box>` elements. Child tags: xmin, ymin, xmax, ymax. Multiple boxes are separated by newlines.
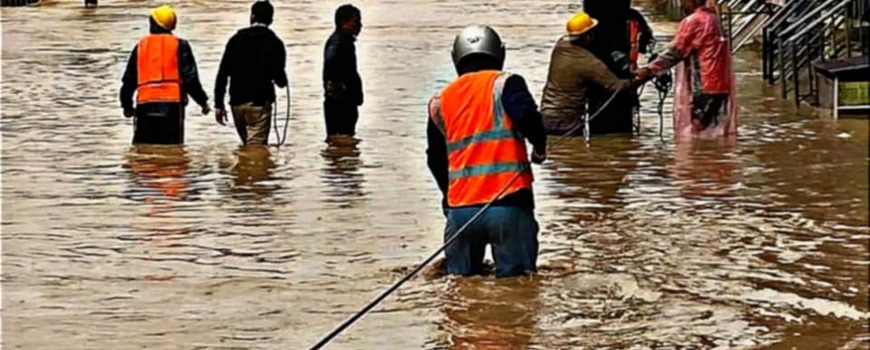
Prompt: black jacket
<box><xmin>214</xmin><ymin>25</ymin><xmax>288</xmax><ymax>109</ymax></box>
<box><xmin>323</xmin><ymin>30</ymin><xmax>363</xmax><ymax>106</ymax></box>
<box><xmin>426</xmin><ymin>74</ymin><xmax>546</xmax><ymax>210</ymax></box>
<box><xmin>120</xmin><ymin>36</ymin><xmax>209</xmax><ymax>116</ymax></box>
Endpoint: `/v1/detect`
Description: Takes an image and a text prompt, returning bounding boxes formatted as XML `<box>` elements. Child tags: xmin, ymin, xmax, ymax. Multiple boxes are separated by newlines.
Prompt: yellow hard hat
<box><xmin>150</xmin><ymin>5</ymin><xmax>177</xmax><ymax>31</ymax></box>
<box><xmin>566</xmin><ymin>12</ymin><xmax>598</xmax><ymax>37</ymax></box>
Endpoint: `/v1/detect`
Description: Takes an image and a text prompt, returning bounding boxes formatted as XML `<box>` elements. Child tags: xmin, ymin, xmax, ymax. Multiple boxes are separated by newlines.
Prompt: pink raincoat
<box><xmin>650</xmin><ymin>6</ymin><xmax>739</xmax><ymax>138</ymax></box>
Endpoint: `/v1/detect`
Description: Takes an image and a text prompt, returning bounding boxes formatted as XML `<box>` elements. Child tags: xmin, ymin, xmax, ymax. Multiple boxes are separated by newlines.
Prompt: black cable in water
<box><xmin>653</xmin><ymin>71</ymin><xmax>672</xmax><ymax>142</ymax></box>
<box><xmin>307</xmin><ymin>88</ymin><xmax>622</xmax><ymax>350</ymax></box>
<box><xmin>646</xmin><ymin>53</ymin><xmax>672</xmax><ymax>143</ymax></box>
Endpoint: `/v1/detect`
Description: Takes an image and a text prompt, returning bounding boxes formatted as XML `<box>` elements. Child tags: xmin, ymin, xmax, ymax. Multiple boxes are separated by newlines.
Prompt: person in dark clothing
<box><xmin>322</xmin><ymin>4</ymin><xmax>363</xmax><ymax>138</ymax></box>
<box><xmin>583</xmin><ymin>0</ymin><xmax>638</xmax><ymax>135</ymax></box>
<box><xmin>540</xmin><ymin>12</ymin><xmax>641</xmax><ymax>136</ymax></box>
<box><xmin>427</xmin><ymin>25</ymin><xmax>546</xmax><ymax>278</ymax></box>
<box><xmin>214</xmin><ymin>0</ymin><xmax>289</xmax><ymax>145</ymax></box>
<box><xmin>120</xmin><ymin>5</ymin><xmax>210</xmax><ymax>145</ymax></box>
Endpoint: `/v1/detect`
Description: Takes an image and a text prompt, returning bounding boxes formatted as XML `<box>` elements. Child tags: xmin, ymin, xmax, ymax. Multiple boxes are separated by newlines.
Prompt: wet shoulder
<box><xmin>325</xmin><ymin>31</ymin><xmax>345</xmax><ymax>45</ymax></box>
<box><xmin>176</xmin><ymin>38</ymin><xmax>192</xmax><ymax>50</ymax></box>
<box><xmin>684</xmin><ymin>10</ymin><xmax>713</xmax><ymax>26</ymax></box>
<box><xmin>554</xmin><ymin>40</ymin><xmax>594</xmax><ymax>60</ymax></box>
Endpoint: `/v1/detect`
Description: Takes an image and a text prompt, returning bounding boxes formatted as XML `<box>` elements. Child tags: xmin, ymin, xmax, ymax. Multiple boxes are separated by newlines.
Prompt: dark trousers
<box><xmin>133</xmin><ymin>105</ymin><xmax>184</xmax><ymax>145</ymax></box>
<box><xmin>323</xmin><ymin>99</ymin><xmax>359</xmax><ymax>137</ymax></box>
<box><xmin>691</xmin><ymin>93</ymin><xmax>729</xmax><ymax>129</ymax></box>
<box><xmin>444</xmin><ymin>206</ymin><xmax>540</xmax><ymax>278</ymax></box>
<box><xmin>588</xmin><ymin>88</ymin><xmax>635</xmax><ymax>135</ymax></box>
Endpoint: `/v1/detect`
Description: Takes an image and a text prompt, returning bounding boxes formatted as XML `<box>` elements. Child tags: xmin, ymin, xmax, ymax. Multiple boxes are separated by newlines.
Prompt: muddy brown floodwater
<box><xmin>2</xmin><ymin>0</ymin><xmax>867</xmax><ymax>349</ymax></box>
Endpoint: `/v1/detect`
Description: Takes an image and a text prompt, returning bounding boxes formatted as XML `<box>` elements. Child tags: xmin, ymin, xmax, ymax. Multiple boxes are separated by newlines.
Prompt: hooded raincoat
<box><xmin>649</xmin><ymin>6</ymin><xmax>738</xmax><ymax>138</ymax></box>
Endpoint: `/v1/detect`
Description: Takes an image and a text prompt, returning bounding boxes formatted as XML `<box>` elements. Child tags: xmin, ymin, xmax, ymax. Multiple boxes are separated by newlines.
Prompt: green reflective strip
<box><xmin>446</xmin><ymin>129</ymin><xmax>520</xmax><ymax>153</ymax></box>
<box><xmin>449</xmin><ymin>162</ymin><xmax>529</xmax><ymax>180</ymax></box>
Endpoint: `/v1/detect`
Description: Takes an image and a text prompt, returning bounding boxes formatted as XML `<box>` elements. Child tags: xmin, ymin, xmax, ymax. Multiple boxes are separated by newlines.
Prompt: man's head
<box><xmin>451</xmin><ymin>25</ymin><xmax>506</xmax><ymax>75</ymax></box>
<box><xmin>681</xmin><ymin>0</ymin><xmax>707</xmax><ymax>14</ymax></box>
<box><xmin>149</xmin><ymin>5</ymin><xmax>176</xmax><ymax>34</ymax></box>
<box><xmin>335</xmin><ymin>4</ymin><xmax>362</xmax><ymax>37</ymax></box>
<box><xmin>251</xmin><ymin>0</ymin><xmax>274</xmax><ymax>26</ymax></box>
<box><xmin>584</xmin><ymin>0</ymin><xmax>631</xmax><ymax>22</ymax></box>
<box><xmin>565</xmin><ymin>12</ymin><xmax>598</xmax><ymax>47</ymax></box>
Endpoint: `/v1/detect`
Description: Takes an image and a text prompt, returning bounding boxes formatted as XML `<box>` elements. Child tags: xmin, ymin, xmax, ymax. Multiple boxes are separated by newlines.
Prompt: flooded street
<box><xmin>2</xmin><ymin>0</ymin><xmax>868</xmax><ymax>349</ymax></box>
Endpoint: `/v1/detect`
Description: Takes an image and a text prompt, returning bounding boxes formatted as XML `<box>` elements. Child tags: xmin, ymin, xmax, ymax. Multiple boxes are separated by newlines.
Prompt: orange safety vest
<box><xmin>429</xmin><ymin>71</ymin><xmax>533</xmax><ymax>207</ymax></box>
<box><xmin>136</xmin><ymin>34</ymin><xmax>182</xmax><ymax>104</ymax></box>
<box><xmin>628</xmin><ymin>19</ymin><xmax>640</xmax><ymax>65</ymax></box>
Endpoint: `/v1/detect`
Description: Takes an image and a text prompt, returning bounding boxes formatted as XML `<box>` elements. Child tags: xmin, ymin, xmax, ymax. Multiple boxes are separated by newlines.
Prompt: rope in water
<box><xmin>272</xmin><ymin>85</ymin><xmax>291</xmax><ymax>147</ymax></box>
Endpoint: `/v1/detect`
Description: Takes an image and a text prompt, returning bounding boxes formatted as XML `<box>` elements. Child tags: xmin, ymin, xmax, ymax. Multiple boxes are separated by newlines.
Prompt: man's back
<box><xmin>681</xmin><ymin>8</ymin><xmax>731</xmax><ymax>94</ymax></box>
<box><xmin>322</xmin><ymin>30</ymin><xmax>363</xmax><ymax>105</ymax></box>
<box><xmin>432</xmin><ymin>70</ymin><xmax>534</xmax><ymax>208</ymax></box>
<box><xmin>540</xmin><ymin>38</ymin><xmax>629</xmax><ymax>135</ymax></box>
<box><xmin>437</xmin><ymin>72</ymin><xmax>501</xmax><ymax>139</ymax></box>
<box><xmin>215</xmin><ymin>26</ymin><xmax>287</xmax><ymax>108</ymax></box>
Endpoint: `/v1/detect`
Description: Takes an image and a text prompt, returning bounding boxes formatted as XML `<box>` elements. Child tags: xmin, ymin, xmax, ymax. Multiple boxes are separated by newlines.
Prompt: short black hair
<box><xmin>252</xmin><ymin>0</ymin><xmax>274</xmax><ymax>25</ymax></box>
<box><xmin>334</xmin><ymin>4</ymin><xmax>360</xmax><ymax>28</ymax></box>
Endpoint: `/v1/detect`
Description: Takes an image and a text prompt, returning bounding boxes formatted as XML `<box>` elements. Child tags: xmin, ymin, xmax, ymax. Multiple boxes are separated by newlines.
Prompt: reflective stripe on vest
<box><xmin>136</xmin><ymin>34</ymin><xmax>181</xmax><ymax>104</ymax></box>
<box><xmin>629</xmin><ymin>20</ymin><xmax>640</xmax><ymax>65</ymax></box>
<box><xmin>429</xmin><ymin>70</ymin><xmax>532</xmax><ymax>207</ymax></box>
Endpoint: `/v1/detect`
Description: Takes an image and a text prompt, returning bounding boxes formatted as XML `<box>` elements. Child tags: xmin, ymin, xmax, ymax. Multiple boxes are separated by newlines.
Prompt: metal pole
<box><xmin>792</xmin><ymin>43</ymin><xmax>799</xmax><ymax>106</ymax></box>
<box><xmin>834</xmin><ymin>76</ymin><xmax>840</xmax><ymax>119</ymax></box>
<box><xmin>728</xmin><ymin>8</ymin><xmax>734</xmax><ymax>49</ymax></box>
<box><xmin>845</xmin><ymin>7</ymin><xmax>853</xmax><ymax>58</ymax></box>
<box><xmin>830</xmin><ymin>12</ymin><xmax>837</xmax><ymax>60</ymax></box>
<box><xmin>763</xmin><ymin>26</ymin><xmax>770</xmax><ymax>81</ymax></box>
<box><xmin>862</xmin><ymin>0</ymin><xmax>868</xmax><ymax>56</ymax></box>
<box><xmin>779</xmin><ymin>36</ymin><xmax>787</xmax><ymax>98</ymax></box>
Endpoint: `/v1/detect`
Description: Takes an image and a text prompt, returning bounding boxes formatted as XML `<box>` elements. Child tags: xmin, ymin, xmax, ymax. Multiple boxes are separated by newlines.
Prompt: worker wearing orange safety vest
<box><xmin>120</xmin><ymin>5</ymin><xmax>210</xmax><ymax>145</ymax></box>
<box><xmin>427</xmin><ymin>25</ymin><xmax>547</xmax><ymax>278</ymax></box>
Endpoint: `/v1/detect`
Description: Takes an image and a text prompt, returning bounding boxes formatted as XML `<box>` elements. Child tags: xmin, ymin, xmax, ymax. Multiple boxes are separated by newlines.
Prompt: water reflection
<box><xmin>669</xmin><ymin>139</ymin><xmax>742</xmax><ymax>201</ymax></box>
<box><xmin>434</xmin><ymin>277</ymin><xmax>542</xmax><ymax>350</ymax></box>
<box><xmin>320</xmin><ymin>136</ymin><xmax>366</xmax><ymax>209</ymax></box>
<box><xmin>544</xmin><ymin>136</ymin><xmax>641</xmax><ymax>222</ymax></box>
<box><xmin>124</xmin><ymin>145</ymin><xmax>191</xmax><ymax>202</ymax></box>
<box><xmin>123</xmin><ymin>145</ymin><xmax>193</xmax><ymax>281</ymax></box>
<box><xmin>219</xmin><ymin>145</ymin><xmax>279</xmax><ymax>201</ymax></box>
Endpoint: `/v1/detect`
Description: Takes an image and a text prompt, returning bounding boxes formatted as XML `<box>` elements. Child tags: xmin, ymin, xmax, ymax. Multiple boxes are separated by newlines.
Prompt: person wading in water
<box><xmin>214</xmin><ymin>0</ymin><xmax>289</xmax><ymax>146</ymax></box>
<box><xmin>119</xmin><ymin>5</ymin><xmax>210</xmax><ymax>145</ymax></box>
<box><xmin>427</xmin><ymin>25</ymin><xmax>547</xmax><ymax>278</ymax></box>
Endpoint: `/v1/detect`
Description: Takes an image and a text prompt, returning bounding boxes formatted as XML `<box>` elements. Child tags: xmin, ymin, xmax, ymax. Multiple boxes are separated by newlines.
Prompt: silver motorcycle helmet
<box><xmin>451</xmin><ymin>25</ymin><xmax>506</xmax><ymax>70</ymax></box>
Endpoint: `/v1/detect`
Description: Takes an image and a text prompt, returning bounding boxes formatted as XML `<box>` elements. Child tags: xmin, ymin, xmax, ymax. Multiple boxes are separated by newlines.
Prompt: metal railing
<box><xmin>714</xmin><ymin>0</ymin><xmax>780</xmax><ymax>53</ymax></box>
<box><xmin>777</xmin><ymin>0</ymin><xmax>868</xmax><ymax>105</ymax></box>
<box><xmin>762</xmin><ymin>0</ymin><xmax>816</xmax><ymax>83</ymax></box>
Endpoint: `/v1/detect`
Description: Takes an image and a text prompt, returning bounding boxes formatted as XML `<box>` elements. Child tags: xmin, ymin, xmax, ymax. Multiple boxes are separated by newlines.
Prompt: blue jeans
<box><xmin>443</xmin><ymin>206</ymin><xmax>539</xmax><ymax>278</ymax></box>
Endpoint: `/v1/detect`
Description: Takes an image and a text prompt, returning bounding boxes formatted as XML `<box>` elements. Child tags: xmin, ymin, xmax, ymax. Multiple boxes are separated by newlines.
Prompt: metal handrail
<box><xmin>733</xmin><ymin>2</ymin><xmax>778</xmax><ymax>53</ymax></box>
<box><xmin>764</xmin><ymin>0</ymin><xmax>816</xmax><ymax>82</ymax></box>
<box><xmin>777</xmin><ymin>0</ymin><xmax>864</xmax><ymax>104</ymax></box>
<box><xmin>778</xmin><ymin>0</ymin><xmax>844</xmax><ymax>39</ymax></box>
<box><xmin>787</xmin><ymin>0</ymin><xmax>856</xmax><ymax>42</ymax></box>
